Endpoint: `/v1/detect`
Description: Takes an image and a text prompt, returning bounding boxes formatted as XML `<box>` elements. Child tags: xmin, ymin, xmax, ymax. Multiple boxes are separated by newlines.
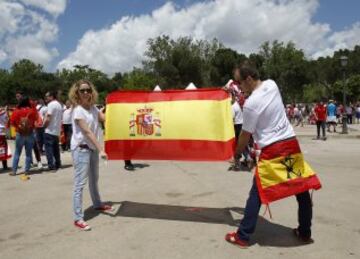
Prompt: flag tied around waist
<box><xmin>255</xmin><ymin>138</ymin><xmax>322</xmax><ymax>204</ymax></box>
<box><xmin>105</xmin><ymin>89</ymin><xmax>235</xmax><ymax>161</ymax></box>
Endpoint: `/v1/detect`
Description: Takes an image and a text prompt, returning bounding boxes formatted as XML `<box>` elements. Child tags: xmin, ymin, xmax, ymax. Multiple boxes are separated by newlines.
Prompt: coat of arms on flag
<box><xmin>129</xmin><ymin>107</ymin><xmax>161</xmax><ymax>137</ymax></box>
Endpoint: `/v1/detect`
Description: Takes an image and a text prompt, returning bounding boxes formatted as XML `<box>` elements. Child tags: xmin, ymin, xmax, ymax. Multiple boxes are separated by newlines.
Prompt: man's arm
<box><xmin>98</xmin><ymin>107</ymin><xmax>106</xmax><ymax>123</ymax></box>
<box><xmin>43</xmin><ymin>113</ymin><xmax>51</xmax><ymax>128</ymax></box>
<box><xmin>234</xmin><ymin>130</ymin><xmax>252</xmax><ymax>159</ymax></box>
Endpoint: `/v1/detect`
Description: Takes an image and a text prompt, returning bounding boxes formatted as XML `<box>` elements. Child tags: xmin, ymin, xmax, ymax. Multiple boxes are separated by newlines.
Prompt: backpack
<box><xmin>18</xmin><ymin>113</ymin><xmax>33</xmax><ymax>136</ymax></box>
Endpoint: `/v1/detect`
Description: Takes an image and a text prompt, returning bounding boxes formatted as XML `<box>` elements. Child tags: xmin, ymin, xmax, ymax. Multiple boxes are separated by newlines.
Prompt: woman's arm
<box><xmin>76</xmin><ymin>118</ymin><xmax>107</xmax><ymax>159</ymax></box>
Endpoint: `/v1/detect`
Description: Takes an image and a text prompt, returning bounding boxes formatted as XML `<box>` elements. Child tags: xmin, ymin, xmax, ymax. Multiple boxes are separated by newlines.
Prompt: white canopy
<box><xmin>185</xmin><ymin>82</ymin><xmax>197</xmax><ymax>90</ymax></box>
<box><xmin>153</xmin><ymin>85</ymin><xmax>162</xmax><ymax>91</ymax></box>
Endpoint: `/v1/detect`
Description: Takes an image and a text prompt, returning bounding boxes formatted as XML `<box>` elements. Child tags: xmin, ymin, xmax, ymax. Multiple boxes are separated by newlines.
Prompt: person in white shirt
<box><xmin>35</xmin><ymin>99</ymin><xmax>47</xmax><ymax>153</ymax></box>
<box><xmin>231</xmin><ymin>95</ymin><xmax>244</xmax><ymax>169</ymax></box>
<box><xmin>62</xmin><ymin>100</ymin><xmax>73</xmax><ymax>151</ymax></box>
<box><xmin>43</xmin><ymin>91</ymin><xmax>63</xmax><ymax>171</ymax></box>
<box><xmin>356</xmin><ymin>104</ymin><xmax>360</xmax><ymax>124</ymax></box>
<box><xmin>69</xmin><ymin>79</ymin><xmax>113</xmax><ymax>231</ymax></box>
<box><xmin>225</xmin><ymin>64</ymin><xmax>317</xmax><ymax>248</ymax></box>
<box><xmin>0</xmin><ymin>107</ymin><xmax>10</xmax><ymax>170</ymax></box>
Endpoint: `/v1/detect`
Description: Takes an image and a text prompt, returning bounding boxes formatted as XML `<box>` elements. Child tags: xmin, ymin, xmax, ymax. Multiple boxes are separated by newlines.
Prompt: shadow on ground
<box><xmin>84</xmin><ymin>201</ymin><xmax>309</xmax><ymax>248</ymax></box>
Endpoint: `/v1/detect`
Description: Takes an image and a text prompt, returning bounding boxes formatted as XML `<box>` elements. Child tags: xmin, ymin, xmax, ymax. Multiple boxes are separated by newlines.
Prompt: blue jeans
<box><xmin>237</xmin><ymin>179</ymin><xmax>312</xmax><ymax>241</ymax></box>
<box><xmin>72</xmin><ymin>147</ymin><xmax>102</xmax><ymax>221</ymax></box>
<box><xmin>12</xmin><ymin>133</ymin><xmax>35</xmax><ymax>174</ymax></box>
<box><xmin>44</xmin><ymin>133</ymin><xmax>61</xmax><ymax>169</ymax></box>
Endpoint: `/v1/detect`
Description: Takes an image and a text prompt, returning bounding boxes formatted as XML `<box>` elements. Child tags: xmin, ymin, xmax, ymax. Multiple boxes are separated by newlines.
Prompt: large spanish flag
<box><xmin>105</xmin><ymin>88</ymin><xmax>235</xmax><ymax>161</ymax></box>
<box><xmin>255</xmin><ymin>138</ymin><xmax>322</xmax><ymax>204</ymax></box>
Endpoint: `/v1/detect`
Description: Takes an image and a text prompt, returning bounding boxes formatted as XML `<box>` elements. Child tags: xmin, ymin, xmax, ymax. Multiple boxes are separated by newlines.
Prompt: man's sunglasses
<box><xmin>79</xmin><ymin>88</ymin><xmax>92</xmax><ymax>94</ymax></box>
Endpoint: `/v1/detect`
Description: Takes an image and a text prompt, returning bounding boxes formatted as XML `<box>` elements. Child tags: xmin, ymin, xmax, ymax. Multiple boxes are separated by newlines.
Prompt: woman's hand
<box><xmin>100</xmin><ymin>150</ymin><xmax>108</xmax><ymax>160</ymax></box>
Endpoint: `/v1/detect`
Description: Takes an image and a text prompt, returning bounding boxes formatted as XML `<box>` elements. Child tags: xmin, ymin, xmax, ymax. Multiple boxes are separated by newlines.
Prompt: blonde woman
<box><xmin>69</xmin><ymin>80</ymin><xmax>113</xmax><ymax>231</ymax></box>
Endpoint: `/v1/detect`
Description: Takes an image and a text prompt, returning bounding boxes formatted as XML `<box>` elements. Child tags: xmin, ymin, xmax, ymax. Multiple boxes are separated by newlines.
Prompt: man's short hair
<box><xmin>46</xmin><ymin>91</ymin><xmax>58</xmax><ymax>99</ymax></box>
<box><xmin>238</xmin><ymin>63</ymin><xmax>260</xmax><ymax>81</ymax></box>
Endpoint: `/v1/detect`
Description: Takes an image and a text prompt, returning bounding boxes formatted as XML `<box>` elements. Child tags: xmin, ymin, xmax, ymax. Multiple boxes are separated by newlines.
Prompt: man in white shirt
<box><xmin>35</xmin><ymin>99</ymin><xmax>47</xmax><ymax>153</ymax></box>
<box><xmin>225</xmin><ymin>64</ymin><xmax>320</xmax><ymax>248</ymax></box>
<box><xmin>43</xmin><ymin>91</ymin><xmax>63</xmax><ymax>170</ymax></box>
<box><xmin>0</xmin><ymin>107</ymin><xmax>10</xmax><ymax>170</ymax></box>
<box><xmin>230</xmin><ymin>95</ymin><xmax>244</xmax><ymax>170</ymax></box>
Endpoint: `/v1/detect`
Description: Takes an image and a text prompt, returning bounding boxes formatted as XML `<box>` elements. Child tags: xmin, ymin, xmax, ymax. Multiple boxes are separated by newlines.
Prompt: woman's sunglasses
<box><xmin>79</xmin><ymin>88</ymin><xmax>92</xmax><ymax>94</ymax></box>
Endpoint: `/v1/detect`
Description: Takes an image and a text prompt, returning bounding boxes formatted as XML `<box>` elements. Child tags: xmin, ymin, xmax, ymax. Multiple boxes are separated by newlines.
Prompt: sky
<box><xmin>0</xmin><ymin>0</ymin><xmax>359</xmax><ymax>74</ymax></box>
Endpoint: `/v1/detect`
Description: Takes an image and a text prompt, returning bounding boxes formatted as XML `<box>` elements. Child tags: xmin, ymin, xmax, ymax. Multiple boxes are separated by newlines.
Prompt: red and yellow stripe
<box><xmin>255</xmin><ymin>138</ymin><xmax>321</xmax><ymax>204</ymax></box>
<box><xmin>105</xmin><ymin>89</ymin><xmax>235</xmax><ymax>160</ymax></box>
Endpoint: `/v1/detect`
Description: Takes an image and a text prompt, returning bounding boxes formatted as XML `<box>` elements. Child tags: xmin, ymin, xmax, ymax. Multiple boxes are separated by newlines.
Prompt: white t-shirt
<box><xmin>45</xmin><ymin>100</ymin><xmax>63</xmax><ymax>136</ymax></box>
<box><xmin>242</xmin><ymin>80</ymin><xmax>295</xmax><ymax>148</ymax></box>
<box><xmin>62</xmin><ymin>108</ymin><xmax>73</xmax><ymax>125</ymax></box>
<box><xmin>346</xmin><ymin>106</ymin><xmax>353</xmax><ymax>114</ymax></box>
<box><xmin>294</xmin><ymin>107</ymin><xmax>300</xmax><ymax>116</ymax></box>
<box><xmin>71</xmin><ymin>105</ymin><xmax>101</xmax><ymax>151</ymax></box>
<box><xmin>232</xmin><ymin>102</ymin><xmax>243</xmax><ymax>125</ymax></box>
<box><xmin>37</xmin><ymin>105</ymin><xmax>48</xmax><ymax>121</ymax></box>
<box><xmin>0</xmin><ymin>111</ymin><xmax>8</xmax><ymax>136</ymax></box>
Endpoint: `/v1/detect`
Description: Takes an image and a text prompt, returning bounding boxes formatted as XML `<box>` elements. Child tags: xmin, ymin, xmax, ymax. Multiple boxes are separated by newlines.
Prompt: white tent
<box><xmin>185</xmin><ymin>82</ymin><xmax>197</xmax><ymax>90</ymax></box>
<box><xmin>153</xmin><ymin>85</ymin><xmax>162</xmax><ymax>91</ymax></box>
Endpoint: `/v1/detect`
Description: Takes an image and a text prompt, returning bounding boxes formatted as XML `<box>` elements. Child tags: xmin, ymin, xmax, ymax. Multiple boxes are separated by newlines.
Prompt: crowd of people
<box><xmin>285</xmin><ymin>100</ymin><xmax>360</xmax><ymax>140</ymax></box>
<box><xmin>0</xmin><ymin>81</ymin><xmax>115</xmax><ymax>231</ymax></box>
<box><xmin>0</xmin><ymin>91</ymin><xmax>73</xmax><ymax>179</ymax></box>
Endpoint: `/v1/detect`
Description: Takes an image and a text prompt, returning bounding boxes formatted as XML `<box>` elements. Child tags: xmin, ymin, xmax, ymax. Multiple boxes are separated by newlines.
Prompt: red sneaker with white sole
<box><xmin>225</xmin><ymin>232</ymin><xmax>249</xmax><ymax>248</ymax></box>
<box><xmin>74</xmin><ymin>220</ymin><xmax>91</xmax><ymax>231</ymax></box>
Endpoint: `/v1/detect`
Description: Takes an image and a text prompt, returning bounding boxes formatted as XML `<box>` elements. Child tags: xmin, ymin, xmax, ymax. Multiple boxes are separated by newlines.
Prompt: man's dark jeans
<box><xmin>316</xmin><ymin>121</ymin><xmax>326</xmax><ymax>138</ymax></box>
<box><xmin>44</xmin><ymin>133</ymin><xmax>61</xmax><ymax>170</ymax></box>
<box><xmin>35</xmin><ymin>127</ymin><xmax>45</xmax><ymax>153</ymax></box>
<box><xmin>62</xmin><ymin>124</ymin><xmax>72</xmax><ymax>151</ymax></box>
<box><xmin>237</xmin><ymin>179</ymin><xmax>312</xmax><ymax>241</ymax></box>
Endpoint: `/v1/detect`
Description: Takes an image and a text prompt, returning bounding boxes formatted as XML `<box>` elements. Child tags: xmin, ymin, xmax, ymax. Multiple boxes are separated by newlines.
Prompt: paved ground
<box><xmin>0</xmin><ymin>125</ymin><xmax>359</xmax><ymax>259</ymax></box>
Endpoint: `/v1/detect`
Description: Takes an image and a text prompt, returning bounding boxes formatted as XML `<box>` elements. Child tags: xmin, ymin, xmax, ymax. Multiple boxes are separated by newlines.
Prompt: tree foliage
<box><xmin>0</xmin><ymin>37</ymin><xmax>359</xmax><ymax>106</ymax></box>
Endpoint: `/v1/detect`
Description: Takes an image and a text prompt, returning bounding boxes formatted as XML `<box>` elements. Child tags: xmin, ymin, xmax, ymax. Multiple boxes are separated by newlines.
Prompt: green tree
<box><xmin>122</xmin><ymin>68</ymin><xmax>157</xmax><ymax>90</ymax></box>
<box><xmin>210</xmin><ymin>48</ymin><xmax>247</xmax><ymax>85</ymax></box>
<box><xmin>259</xmin><ymin>41</ymin><xmax>309</xmax><ymax>103</ymax></box>
<box><xmin>144</xmin><ymin>36</ymin><xmax>222</xmax><ymax>88</ymax></box>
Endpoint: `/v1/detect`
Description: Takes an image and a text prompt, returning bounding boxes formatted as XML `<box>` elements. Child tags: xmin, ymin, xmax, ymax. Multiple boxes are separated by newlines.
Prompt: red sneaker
<box><xmin>94</xmin><ymin>204</ymin><xmax>114</xmax><ymax>212</ymax></box>
<box><xmin>74</xmin><ymin>220</ymin><xmax>91</xmax><ymax>231</ymax></box>
<box><xmin>225</xmin><ymin>232</ymin><xmax>249</xmax><ymax>248</ymax></box>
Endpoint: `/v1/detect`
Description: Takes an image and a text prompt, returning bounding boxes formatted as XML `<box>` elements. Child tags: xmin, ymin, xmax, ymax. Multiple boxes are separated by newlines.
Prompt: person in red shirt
<box><xmin>314</xmin><ymin>100</ymin><xmax>327</xmax><ymax>140</ymax></box>
<box><xmin>10</xmin><ymin>97</ymin><xmax>38</xmax><ymax>180</ymax></box>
